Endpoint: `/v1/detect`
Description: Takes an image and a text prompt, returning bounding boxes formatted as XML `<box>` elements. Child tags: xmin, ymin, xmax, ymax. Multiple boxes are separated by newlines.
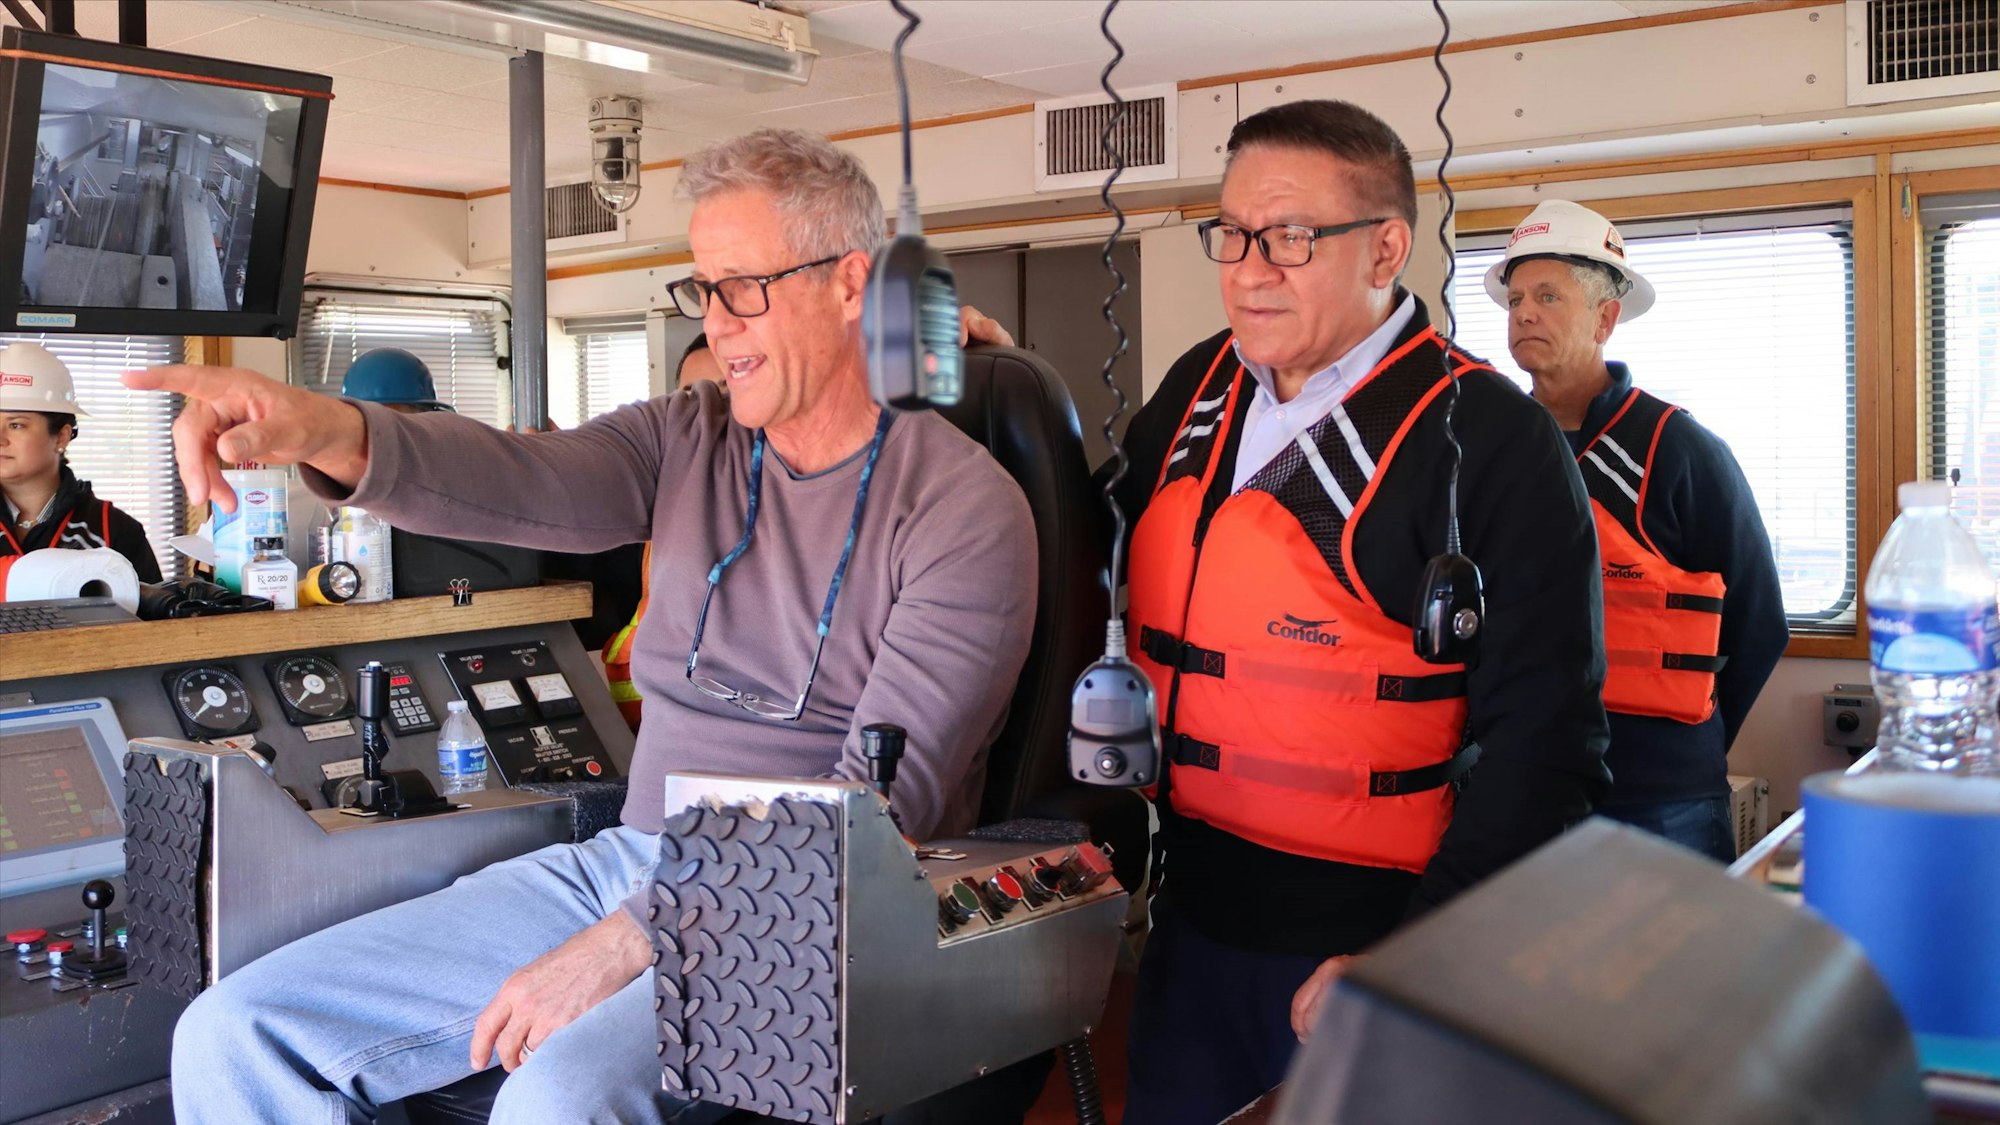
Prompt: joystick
<box><xmin>862</xmin><ymin>723</ymin><xmax>906</xmax><ymax>803</ymax></box>
<box><xmin>59</xmin><ymin>880</ymin><xmax>127</xmax><ymax>982</ymax></box>
<box><xmin>349</xmin><ymin>661</ymin><xmax>452</xmax><ymax>820</ymax></box>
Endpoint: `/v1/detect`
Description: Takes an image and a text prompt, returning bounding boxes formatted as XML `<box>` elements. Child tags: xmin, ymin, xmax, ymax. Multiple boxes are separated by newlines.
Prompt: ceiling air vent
<box><xmin>1035</xmin><ymin>84</ymin><xmax>1178</xmax><ymax>192</ymax></box>
<box><xmin>545</xmin><ymin>179</ymin><xmax>626</xmax><ymax>250</ymax></box>
<box><xmin>1847</xmin><ymin>0</ymin><xmax>2000</xmax><ymax>105</ymax></box>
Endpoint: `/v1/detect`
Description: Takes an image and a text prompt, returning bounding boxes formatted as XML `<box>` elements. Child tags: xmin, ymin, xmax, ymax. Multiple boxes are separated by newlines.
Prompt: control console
<box><xmin>438</xmin><ymin>640</ymin><xmax>616</xmax><ymax>784</ymax></box>
<box><xmin>650</xmin><ymin>771</ymin><xmax>1126</xmax><ymax>1124</ymax></box>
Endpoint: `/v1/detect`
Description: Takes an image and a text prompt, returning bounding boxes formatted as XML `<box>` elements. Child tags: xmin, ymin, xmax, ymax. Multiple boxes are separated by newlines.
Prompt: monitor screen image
<box><xmin>25</xmin><ymin>63</ymin><xmax>302</xmax><ymax>314</ymax></box>
<box><xmin>0</xmin><ymin>28</ymin><xmax>331</xmax><ymax>337</ymax></box>
<box><xmin>0</xmin><ymin>698</ymin><xmax>129</xmax><ymax>897</ymax></box>
<box><xmin>0</xmin><ymin>724</ymin><xmax>119</xmax><ymax>854</ymax></box>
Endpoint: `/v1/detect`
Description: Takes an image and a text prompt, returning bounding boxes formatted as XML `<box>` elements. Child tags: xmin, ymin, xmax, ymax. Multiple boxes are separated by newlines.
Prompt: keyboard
<box><xmin>0</xmin><ymin>596</ymin><xmax>139</xmax><ymax>633</ymax></box>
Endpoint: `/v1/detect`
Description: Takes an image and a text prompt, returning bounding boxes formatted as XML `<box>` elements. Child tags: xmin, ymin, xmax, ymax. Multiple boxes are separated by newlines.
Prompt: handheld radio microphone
<box><xmin>1066</xmin><ymin>0</ymin><xmax>1161</xmax><ymax>789</ymax></box>
<box><xmin>863</xmin><ymin>0</ymin><xmax>963</xmax><ymax>411</ymax></box>
<box><xmin>1412</xmin><ymin>0</ymin><xmax>1484</xmax><ymax>668</ymax></box>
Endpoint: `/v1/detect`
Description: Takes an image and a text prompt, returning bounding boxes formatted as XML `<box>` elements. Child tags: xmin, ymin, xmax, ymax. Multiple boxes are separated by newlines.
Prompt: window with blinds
<box><xmin>1</xmin><ymin>332</ymin><xmax>184</xmax><ymax>579</ymax></box>
<box><xmin>293</xmin><ymin>292</ymin><xmax>510</xmax><ymax>427</ymax></box>
<box><xmin>565</xmin><ymin>330</ymin><xmax>650</xmax><ymax>429</ymax></box>
<box><xmin>1923</xmin><ymin>195</ymin><xmax>2000</xmax><ymax>574</ymax></box>
<box><xmin>1450</xmin><ymin>208</ymin><xmax>1858</xmax><ymax>630</ymax></box>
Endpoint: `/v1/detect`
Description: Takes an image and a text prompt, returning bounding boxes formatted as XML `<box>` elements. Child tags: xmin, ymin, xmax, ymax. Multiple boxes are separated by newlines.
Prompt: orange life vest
<box><xmin>1576</xmin><ymin>388</ymin><xmax>1727</xmax><ymax>724</ymax></box>
<box><xmin>601</xmin><ymin>543</ymin><xmax>652</xmax><ymax>732</ymax></box>
<box><xmin>1128</xmin><ymin>330</ymin><xmax>1480</xmax><ymax>873</ymax></box>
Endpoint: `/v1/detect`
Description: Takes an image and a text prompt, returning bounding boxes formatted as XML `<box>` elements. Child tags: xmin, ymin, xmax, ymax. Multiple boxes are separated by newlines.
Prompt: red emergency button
<box><xmin>6</xmin><ymin>929</ymin><xmax>47</xmax><ymax>946</ymax></box>
<box><xmin>585</xmin><ymin>760</ymin><xmax>603</xmax><ymax>777</ymax></box>
<box><xmin>984</xmin><ymin>870</ymin><xmax>1024</xmax><ymax>913</ymax></box>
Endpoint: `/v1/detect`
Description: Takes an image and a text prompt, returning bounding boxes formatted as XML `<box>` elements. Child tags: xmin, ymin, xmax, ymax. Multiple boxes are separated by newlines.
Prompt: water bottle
<box><xmin>435</xmin><ymin>700</ymin><xmax>489</xmax><ymax>796</ymax></box>
<box><xmin>1865</xmin><ymin>481</ymin><xmax>2000</xmax><ymax>774</ymax></box>
<box><xmin>330</xmin><ymin>507</ymin><xmax>394</xmax><ymax>603</ymax></box>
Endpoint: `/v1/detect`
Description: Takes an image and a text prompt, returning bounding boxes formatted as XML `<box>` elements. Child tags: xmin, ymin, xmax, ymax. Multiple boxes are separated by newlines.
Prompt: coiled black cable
<box><xmin>887</xmin><ymin>0</ymin><xmax>918</xmax><ymax>190</ymax></box>
<box><xmin>1061</xmin><ymin>1036</ymin><xmax>1107</xmax><ymax>1125</ymax></box>
<box><xmin>1096</xmin><ymin>0</ymin><xmax>1133</xmax><ymax>635</ymax></box>
<box><xmin>1431</xmin><ymin>0</ymin><xmax>1464</xmax><ymax>556</ymax></box>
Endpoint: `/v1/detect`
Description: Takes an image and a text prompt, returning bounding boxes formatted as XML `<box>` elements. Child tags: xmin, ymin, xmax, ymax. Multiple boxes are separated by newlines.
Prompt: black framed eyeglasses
<box><xmin>685</xmin><ymin>409</ymin><xmax>893</xmax><ymax>721</ymax></box>
<box><xmin>1197</xmin><ymin>217</ymin><xmax>1390</xmax><ymax>267</ymax></box>
<box><xmin>668</xmin><ymin>255</ymin><xmax>842</xmax><ymax>319</ymax></box>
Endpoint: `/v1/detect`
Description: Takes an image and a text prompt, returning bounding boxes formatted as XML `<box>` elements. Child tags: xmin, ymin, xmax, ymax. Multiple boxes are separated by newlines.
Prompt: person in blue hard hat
<box><xmin>339</xmin><ymin>348</ymin><xmax>453</xmax><ymax>414</ymax></box>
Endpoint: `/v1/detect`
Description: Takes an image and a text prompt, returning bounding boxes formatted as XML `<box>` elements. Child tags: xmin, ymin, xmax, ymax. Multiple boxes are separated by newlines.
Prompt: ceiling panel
<box><xmin>0</xmin><ymin>0</ymin><xmax>1775</xmax><ymax>194</ymax></box>
<box><xmin>324</xmin><ymin>44</ymin><xmax>513</xmax><ymax>92</ymax></box>
<box><xmin>166</xmin><ymin>15</ymin><xmax>404</xmax><ymax>71</ymax></box>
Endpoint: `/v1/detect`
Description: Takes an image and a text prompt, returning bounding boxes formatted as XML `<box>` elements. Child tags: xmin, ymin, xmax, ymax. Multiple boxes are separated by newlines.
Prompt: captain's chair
<box><xmin>403</xmin><ymin>346</ymin><xmax>1148</xmax><ymax>1124</ymax></box>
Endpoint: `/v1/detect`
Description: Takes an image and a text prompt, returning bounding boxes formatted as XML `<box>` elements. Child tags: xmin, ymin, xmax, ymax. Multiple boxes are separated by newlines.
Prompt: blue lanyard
<box><xmin>709</xmin><ymin>409</ymin><xmax>894</xmax><ymax>638</ymax></box>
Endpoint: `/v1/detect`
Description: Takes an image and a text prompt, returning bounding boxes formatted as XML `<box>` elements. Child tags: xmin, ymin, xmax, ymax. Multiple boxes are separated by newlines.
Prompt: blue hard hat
<box><xmin>340</xmin><ymin>348</ymin><xmax>450</xmax><ymax>410</ymax></box>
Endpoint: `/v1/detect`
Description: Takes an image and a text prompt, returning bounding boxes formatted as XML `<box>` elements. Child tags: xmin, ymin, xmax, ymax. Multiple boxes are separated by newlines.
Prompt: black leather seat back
<box><xmin>935</xmin><ymin>346</ymin><xmax>1111</xmax><ymax>825</ymax></box>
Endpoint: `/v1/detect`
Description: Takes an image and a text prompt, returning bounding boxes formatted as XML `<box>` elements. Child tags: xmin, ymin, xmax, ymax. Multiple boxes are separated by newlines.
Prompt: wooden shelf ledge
<box><xmin>2</xmin><ymin>581</ymin><xmax>593</xmax><ymax>682</ymax></box>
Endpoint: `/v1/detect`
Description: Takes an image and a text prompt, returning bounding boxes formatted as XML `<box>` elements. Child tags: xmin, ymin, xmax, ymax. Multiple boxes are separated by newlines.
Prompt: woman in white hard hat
<box><xmin>0</xmin><ymin>341</ymin><xmax>163</xmax><ymax>582</ymax></box>
<box><xmin>1490</xmin><ymin>199</ymin><xmax>1787</xmax><ymax>863</ymax></box>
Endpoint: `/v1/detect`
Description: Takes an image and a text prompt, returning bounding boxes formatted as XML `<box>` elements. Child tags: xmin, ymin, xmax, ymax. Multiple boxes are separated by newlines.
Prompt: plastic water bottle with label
<box><xmin>435</xmin><ymin>700</ymin><xmax>489</xmax><ymax>796</ymax></box>
<box><xmin>330</xmin><ymin>507</ymin><xmax>394</xmax><ymax>603</ymax></box>
<box><xmin>1865</xmin><ymin>481</ymin><xmax>2000</xmax><ymax>774</ymax></box>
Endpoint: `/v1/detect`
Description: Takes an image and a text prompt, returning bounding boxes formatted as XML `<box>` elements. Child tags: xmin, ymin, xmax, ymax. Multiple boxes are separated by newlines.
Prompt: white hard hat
<box><xmin>0</xmin><ymin>342</ymin><xmax>87</xmax><ymax>416</ymax></box>
<box><xmin>1484</xmin><ymin>200</ymin><xmax>1655</xmax><ymax>322</ymax></box>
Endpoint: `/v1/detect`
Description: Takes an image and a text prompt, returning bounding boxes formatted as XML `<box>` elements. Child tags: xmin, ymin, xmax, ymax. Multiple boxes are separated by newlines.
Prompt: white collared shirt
<box><xmin>1230</xmin><ymin>294</ymin><xmax>1417</xmax><ymax>492</ymax></box>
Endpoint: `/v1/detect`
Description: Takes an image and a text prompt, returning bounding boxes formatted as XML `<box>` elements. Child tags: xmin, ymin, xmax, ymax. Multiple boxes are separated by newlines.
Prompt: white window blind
<box><xmin>1</xmin><ymin>332</ymin><xmax>184</xmax><ymax>580</ymax></box>
<box><xmin>294</xmin><ymin>292</ymin><xmax>509</xmax><ymax>427</ymax></box>
<box><xmin>1924</xmin><ymin>199</ymin><xmax>2000</xmax><ymax>574</ymax></box>
<box><xmin>575</xmin><ymin>331</ymin><xmax>650</xmax><ymax>424</ymax></box>
<box><xmin>1450</xmin><ymin>210</ymin><xmax>1857</xmax><ymax>630</ymax></box>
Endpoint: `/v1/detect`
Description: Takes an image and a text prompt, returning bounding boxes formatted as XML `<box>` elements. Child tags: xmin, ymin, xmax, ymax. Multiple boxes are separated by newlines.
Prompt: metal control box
<box><xmin>1823</xmin><ymin>683</ymin><xmax>1880</xmax><ymax>751</ymax></box>
<box><xmin>650</xmin><ymin>773</ymin><xmax>1127</xmax><ymax>1124</ymax></box>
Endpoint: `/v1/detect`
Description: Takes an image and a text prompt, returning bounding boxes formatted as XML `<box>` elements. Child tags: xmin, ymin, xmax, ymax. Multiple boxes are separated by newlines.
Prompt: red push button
<box><xmin>984</xmin><ymin>870</ymin><xmax>1024</xmax><ymax>913</ymax></box>
<box><xmin>45</xmin><ymin>940</ymin><xmax>73</xmax><ymax>955</ymax></box>
<box><xmin>6</xmin><ymin>929</ymin><xmax>47</xmax><ymax>946</ymax></box>
<box><xmin>585</xmin><ymin>760</ymin><xmax>603</xmax><ymax>777</ymax></box>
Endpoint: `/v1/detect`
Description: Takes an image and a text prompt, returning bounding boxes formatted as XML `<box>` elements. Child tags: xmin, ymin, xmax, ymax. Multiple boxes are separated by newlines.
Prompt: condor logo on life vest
<box><xmin>1268</xmin><ymin>612</ymin><xmax>1341</xmax><ymax>648</ymax></box>
<box><xmin>1603</xmin><ymin>560</ymin><xmax>1647</xmax><ymax>581</ymax></box>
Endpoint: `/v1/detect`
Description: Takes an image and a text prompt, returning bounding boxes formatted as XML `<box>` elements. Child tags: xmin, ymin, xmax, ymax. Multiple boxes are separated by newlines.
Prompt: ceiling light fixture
<box><xmin>589</xmin><ymin>94</ymin><xmax>642</xmax><ymax>213</ymax></box>
<box><xmin>258</xmin><ymin>0</ymin><xmax>816</xmax><ymax>89</ymax></box>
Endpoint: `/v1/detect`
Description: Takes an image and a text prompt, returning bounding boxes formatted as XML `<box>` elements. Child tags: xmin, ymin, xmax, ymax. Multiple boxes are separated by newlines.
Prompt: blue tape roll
<box><xmin>1802</xmin><ymin>771</ymin><xmax>2000</xmax><ymax>1042</ymax></box>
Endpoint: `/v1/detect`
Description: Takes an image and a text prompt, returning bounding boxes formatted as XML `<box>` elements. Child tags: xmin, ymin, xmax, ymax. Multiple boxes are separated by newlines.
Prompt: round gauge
<box><xmin>162</xmin><ymin>665</ymin><xmax>260</xmax><ymax>740</ymax></box>
<box><xmin>265</xmin><ymin>654</ymin><xmax>354</xmax><ymax>725</ymax></box>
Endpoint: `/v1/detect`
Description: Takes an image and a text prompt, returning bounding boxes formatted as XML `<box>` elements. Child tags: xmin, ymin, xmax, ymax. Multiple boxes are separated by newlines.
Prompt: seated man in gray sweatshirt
<box><xmin>129</xmin><ymin>128</ymin><xmax>1038</xmax><ymax>1125</ymax></box>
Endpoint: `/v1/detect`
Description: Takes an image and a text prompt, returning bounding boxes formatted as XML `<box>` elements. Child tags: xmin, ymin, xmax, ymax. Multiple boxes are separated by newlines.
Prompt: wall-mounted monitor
<box><xmin>0</xmin><ymin>27</ymin><xmax>332</xmax><ymax>338</ymax></box>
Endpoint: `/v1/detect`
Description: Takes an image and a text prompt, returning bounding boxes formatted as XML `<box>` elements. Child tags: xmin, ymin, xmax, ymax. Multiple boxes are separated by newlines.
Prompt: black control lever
<box><xmin>862</xmin><ymin>723</ymin><xmax>906</xmax><ymax>804</ymax></box>
<box><xmin>62</xmin><ymin>880</ymin><xmax>127</xmax><ymax>981</ymax></box>
<box><xmin>355</xmin><ymin>661</ymin><xmax>394</xmax><ymax>811</ymax></box>
<box><xmin>351</xmin><ymin>661</ymin><xmax>452</xmax><ymax>820</ymax></box>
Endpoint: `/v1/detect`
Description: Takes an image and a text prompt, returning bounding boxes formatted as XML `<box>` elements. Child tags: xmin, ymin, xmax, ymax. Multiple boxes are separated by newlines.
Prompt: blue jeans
<box><xmin>171</xmin><ymin>825</ymin><xmax>724</xmax><ymax>1125</ymax></box>
<box><xmin>1599</xmin><ymin>795</ymin><xmax>1735</xmax><ymax>863</ymax></box>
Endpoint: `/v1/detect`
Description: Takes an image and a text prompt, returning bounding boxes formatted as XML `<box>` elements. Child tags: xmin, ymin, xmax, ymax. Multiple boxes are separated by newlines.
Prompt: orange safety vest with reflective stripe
<box><xmin>1576</xmin><ymin>388</ymin><xmax>1727</xmax><ymax>724</ymax></box>
<box><xmin>0</xmin><ymin>499</ymin><xmax>112</xmax><ymax>560</ymax></box>
<box><xmin>1128</xmin><ymin>331</ymin><xmax>1479</xmax><ymax>873</ymax></box>
<box><xmin>601</xmin><ymin>543</ymin><xmax>651</xmax><ymax>732</ymax></box>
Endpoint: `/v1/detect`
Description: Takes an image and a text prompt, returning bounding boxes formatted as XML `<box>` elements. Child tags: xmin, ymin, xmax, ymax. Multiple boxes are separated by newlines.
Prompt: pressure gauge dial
<box><xmin>162</xmin><ymin>665</ymin><xmax>260</xmax><ymax>740</ymax></box>
<box><xmin>265</xmin><ymin>654</ymin><xmax>355</xmax><ymax>726</ymax></box>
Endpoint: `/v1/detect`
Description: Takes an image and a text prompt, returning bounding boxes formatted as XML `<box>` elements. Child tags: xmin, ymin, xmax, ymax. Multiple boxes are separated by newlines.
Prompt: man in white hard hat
<box><xmin>0</xmin><ymin>341</ymin><xmax>161</xmax><ymax>582</ymax></box>
<box><xmin>1490</xmin><ymin>199</ymin><xmax>1787</xmax><ymax>862</ymax></box>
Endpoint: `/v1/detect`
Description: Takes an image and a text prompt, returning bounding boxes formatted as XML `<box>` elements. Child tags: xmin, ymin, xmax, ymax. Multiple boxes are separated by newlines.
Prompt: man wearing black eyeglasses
<box><xmin>136</xmin><ymin>128</ymin><xmax>1041</xmax><ymax>1125</ymax></box>
<box><xmin>1110</xmin><ymin>100</ymin><xmax>1611</xmax><ymax>1123</ymax></box>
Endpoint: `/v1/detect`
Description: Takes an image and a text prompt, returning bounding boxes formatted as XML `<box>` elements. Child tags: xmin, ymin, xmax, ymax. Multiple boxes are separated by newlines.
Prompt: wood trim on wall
<box><xmin>320</xmin><ymin>177</ymin><xmax>470</xmax><ymax>201</ymax></box>
<box><xmin>547</xmin><ymin>252</ymin><xmax>692</xmax><ymax>281</ymax></box>
<box><xmin>1178</xmin><ymin>1</ymin><xmax>1827</xmax><ymax>91</ymax></box>
<box><xmin>182</xmin><ymin>336</ymin><xmax>231</xmax><ymax>367</ymax></box>
<box><xmin>1455</xmin><ymin>177</ymin><xmax>1876</xmax><ymax>234</ymax></box>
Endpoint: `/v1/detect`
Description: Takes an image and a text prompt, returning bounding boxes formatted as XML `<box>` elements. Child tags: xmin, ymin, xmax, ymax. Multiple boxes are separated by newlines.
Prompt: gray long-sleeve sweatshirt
<box><xmin>305</xmin><ymin>380</ymin><xmax>1038</xmax><ymax>845</ymax></box>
